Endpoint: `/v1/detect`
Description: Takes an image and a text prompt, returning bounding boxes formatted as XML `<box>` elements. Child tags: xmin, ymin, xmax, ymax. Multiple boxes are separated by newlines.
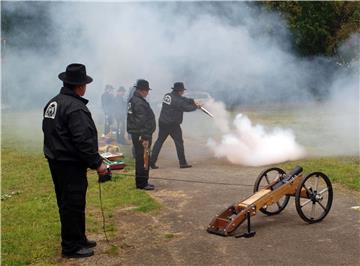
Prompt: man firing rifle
<box><xmin>150</xmin><ymin>82</ymin><xmax>202</xmax><ymax>169</ymax></box>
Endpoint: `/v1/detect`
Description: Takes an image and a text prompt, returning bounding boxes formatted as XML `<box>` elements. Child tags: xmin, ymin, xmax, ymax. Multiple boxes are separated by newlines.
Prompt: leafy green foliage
<box><xmin>263</xmin><ymin>1</ymin><xmax>360</xmax><ymax>56</ymax></box>
<box><xmin>1</xmin><ymin>1</ymin><xmax>59</xmax><ymax>52</ymax></box>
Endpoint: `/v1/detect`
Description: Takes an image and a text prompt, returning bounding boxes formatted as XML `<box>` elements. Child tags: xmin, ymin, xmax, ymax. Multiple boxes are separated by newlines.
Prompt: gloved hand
<box><xmin>97</xmin><ymin>164</ymin><xmax>112</xmax><ymax>183</ymax></box>
<box><xmin>194</xmin><ymin>101</ymin><xmax>203</xmax><ymax>109</ymax></box>
<box><xmin>97</xmin><ymin>162</ymin><xmax>107</xmax><ymax>175</ymax></box>
<box><xmin>139</xmin><ymin>136</ymin><xmax>149</xmax><ymax>148</ymax></box>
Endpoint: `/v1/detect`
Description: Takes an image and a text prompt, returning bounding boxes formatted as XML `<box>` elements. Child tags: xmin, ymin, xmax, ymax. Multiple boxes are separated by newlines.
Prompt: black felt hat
<box><xmin>172</xmin><ymin>82</ymin><xmax>186</xmax><ymax>91</ymax></box>
<box><xmin>135</xmin><ymin>79</ymin><xmax>151</xmax><ymax>90</ymax></box>
<box><xmin>58</xmin><ymin>63</ymin><xmax>93</xmax><ymax>85</ymax></box>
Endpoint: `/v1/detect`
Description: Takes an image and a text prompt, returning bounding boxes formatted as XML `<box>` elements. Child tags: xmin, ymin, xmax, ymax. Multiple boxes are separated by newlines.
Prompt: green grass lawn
<box><xmin>1</xmin><ymin>143</ymin><xmax>160</xmax><ymax>266</ymax></box>
<box><xmin>278</xmin><ymin>156</ymin><xmax>360</xmax><ymax>191</ymax></box>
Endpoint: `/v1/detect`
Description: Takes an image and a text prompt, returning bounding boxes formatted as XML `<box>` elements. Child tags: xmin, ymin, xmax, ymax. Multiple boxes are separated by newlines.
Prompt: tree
<box><xmin>263</xmin><ymin>1</ymin><xmax>360</xmax><ymax>57</ymax></box>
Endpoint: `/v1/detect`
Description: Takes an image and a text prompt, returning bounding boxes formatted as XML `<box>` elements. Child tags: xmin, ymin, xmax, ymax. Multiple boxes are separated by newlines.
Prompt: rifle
<box><xmin>200</xmin><ymin>106</ymin><xmax>214</xmax><ymax>118</ymax></box>
<box><xmin>143</xmin><ymin>140</ymin><xmax>150</xmax><ymax>170</ymax></box>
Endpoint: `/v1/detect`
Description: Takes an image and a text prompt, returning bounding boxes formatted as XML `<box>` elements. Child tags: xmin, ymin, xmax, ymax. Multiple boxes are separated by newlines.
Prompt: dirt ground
<box><xmin>60</xmin><ymin>139</ymin><xmax>360</xmax><ymax>266</ymax></box>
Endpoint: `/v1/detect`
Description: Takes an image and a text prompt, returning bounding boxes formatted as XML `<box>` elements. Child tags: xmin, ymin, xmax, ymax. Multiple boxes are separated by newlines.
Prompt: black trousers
<box><xmin>151</xmin><ymin>122</ymin><xmax>187</xmax><ymax>166</ymax></box>
<box><xmin>115</xmin><ymin>117</ymin><xmax>126</xmax><ymax>144</ymax></box>
<box><xmin>104</xmin><ymin>113</ymin><xmax>113</xmax><ymax>135</ymax></box>
<box><xmin>48</xmin><ymin>160</ymin><xmax>88</xmax><ymax>254</ymax></box>
<box><xmin>131</xmin><ymin>134</ymin><xmax>152</xmax><ymax>188</ymax></box>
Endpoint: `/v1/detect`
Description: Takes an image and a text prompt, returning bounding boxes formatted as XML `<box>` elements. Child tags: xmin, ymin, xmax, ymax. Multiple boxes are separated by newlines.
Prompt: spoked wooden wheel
<box><xmin>254</xmin><ymin>167</ymin><xmax>290</xmax><ymax>215</ymax></box>
<box><xmin>295</xmin><ymin>172</ymin><xmax>333</xmax><ymax>223</ymax></box>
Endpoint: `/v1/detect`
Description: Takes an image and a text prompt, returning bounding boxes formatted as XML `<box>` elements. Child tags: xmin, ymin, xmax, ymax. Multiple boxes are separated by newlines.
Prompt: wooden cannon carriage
<box><xmin>207</xmin><ymin>166</ymin><xmax>333</xmax><ymax>238</ymax></box>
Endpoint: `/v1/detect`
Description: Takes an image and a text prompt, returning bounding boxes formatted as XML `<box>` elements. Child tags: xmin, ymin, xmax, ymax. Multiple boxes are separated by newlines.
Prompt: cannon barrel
<box><xmin>285</xmin><ymin>165</ymin><xmax>303</xmax><ymax>181</ymax></box>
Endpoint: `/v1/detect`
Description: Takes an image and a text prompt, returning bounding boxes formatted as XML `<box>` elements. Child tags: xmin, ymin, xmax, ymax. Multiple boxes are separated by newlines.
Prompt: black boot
<box><xmin>81</xmin><ymin>238</ymin><xmax>97</xmax><ymax>248</ymax></box>
<box><xmin>150</xmin><ymin>164</ymin><xmax>159</xmax><ymax>169</ymax></box>
<box><xmin>62</xmin><ymin>247</ymin><xmax>94</xmax><ymax>258</ymax></box>
<box><xmin>180</xmin><ymin>164</ymin><xmax>192</xmax><ymax>169</ymax></box>
<box><xmin>137</xmin><ymin>184</ymin><xmax>155</xmax><ymax>190</ymax></box>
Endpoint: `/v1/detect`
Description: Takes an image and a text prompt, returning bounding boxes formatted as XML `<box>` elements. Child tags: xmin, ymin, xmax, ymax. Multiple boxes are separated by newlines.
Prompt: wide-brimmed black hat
<box><xmin>135</xmin><ymin>79</ymin><xmax>151</xmax><ymax>90</ymax></box>
<box><xmin>58</xmin><ymin>63</ymin><xmax>93</xmax><ymax>85</ymax></box>
<box><xmin>172</xmin><ymin>82</ymin><xmax>186</xmax><ymax>91</ymax></box>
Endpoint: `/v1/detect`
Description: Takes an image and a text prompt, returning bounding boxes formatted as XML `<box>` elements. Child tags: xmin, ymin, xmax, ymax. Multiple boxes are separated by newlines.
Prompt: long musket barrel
<box><xmin>143</xmin><ymin>143</ymin><xmax>150</xmax><ymax>170</ymax></box>
<box><xmin>200</xmin><ymin>106</ymin><xmax>214</xmax><ymax>118</ymax></box>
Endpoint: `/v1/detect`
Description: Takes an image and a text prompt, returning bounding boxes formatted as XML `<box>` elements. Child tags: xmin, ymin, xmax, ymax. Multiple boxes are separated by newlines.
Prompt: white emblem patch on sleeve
<box><xmin>163</xmin><ymin>95</ymin><xmax>172</xmax><ymax>105</ymax></box>
<box><xmin>127</xmin><ymin>102</ymin><xmax>133</xmax><ymax>114</ymax></box>
<box><xmin>44</xmin><ymin>101</ymin><xmax>57</xmax><ymax>119</ymax></box>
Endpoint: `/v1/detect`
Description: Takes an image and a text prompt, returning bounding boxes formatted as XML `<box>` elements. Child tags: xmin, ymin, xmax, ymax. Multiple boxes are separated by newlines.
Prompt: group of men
<box><xmin>101</xmin><ymin>84</ymin><xmax>127</xmax><ymax>144</ymax></box>
<box><xmin>128</xmin><ymin>79</ymin><xmax>201</xmax><ymax>191</ymax></box>
<box><xmin>42</xmin><ymin>63</ymin><xmax>201</xmax><ymax>259</ymax></box>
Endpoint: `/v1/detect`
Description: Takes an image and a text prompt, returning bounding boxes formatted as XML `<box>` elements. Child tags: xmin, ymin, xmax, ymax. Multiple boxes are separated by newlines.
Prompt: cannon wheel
<box><xmin>254</xmin><ymin>167</ymin><xmax>290</xmax><ymax>215</ymax></box>
<box><xmin>295</xmin><ymin>172</ymin><xmax>333</xmax><ymax>223</ymax></box>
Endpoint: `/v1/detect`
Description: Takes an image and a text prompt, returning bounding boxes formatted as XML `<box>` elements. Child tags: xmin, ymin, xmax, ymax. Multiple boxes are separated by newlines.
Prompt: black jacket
<box><xmin>159</xmin><ymin>91</ymin><xmax>197</xmax><ymax>125</ymax></box>
<box><xmin>42</xmin><ymin>87</ymin><xmax>102</xmax><ymax>169</ymax></box>
<box><xmin>127</xmin><ymin>91</ymin><xmax>156</xmax><ymax>140</ymax></box>
<box><xmin>101</xmin><ymin>91</ymin><xmax>114</xmax><ymax>114</ymax></box>
<box><xmin>114</xmin><ymin>95</ymin><xmax>127</xmax><ymax>120</ymax></box>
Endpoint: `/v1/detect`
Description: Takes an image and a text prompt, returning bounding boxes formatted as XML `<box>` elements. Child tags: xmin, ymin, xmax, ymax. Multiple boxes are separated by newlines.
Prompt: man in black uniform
<box><xmin>150</xmin><ymin>82</ymin><xmax>200</xmax><ymax>169</ymax></box>
<box><xmin>42</xmin><ymin>63</ymin><xmax>107</xmax><ymax>258</ymax></box>
<box><xmin>127</xmin><ymin>79</ymin><xmax>156</xmax><ymax>190</ymax></box>
<box><xmin>101</xmin><ymin>84</ymin><xmax>115</xmax><ymax>135</ymax></box>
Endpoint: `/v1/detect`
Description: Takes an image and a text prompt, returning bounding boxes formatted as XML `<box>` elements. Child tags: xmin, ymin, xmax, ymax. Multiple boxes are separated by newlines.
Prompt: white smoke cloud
<box><xmin>2</xmin><ymin>2</ymin><xmax>359</xmax><ymax>157</ymax></box>
<box><xmin>320</xmin><ymin>36</ymin><xmax>360</xmax><ymax>155</ymax></box>
<box><xmin>203</xmin><ymin>98</ymin><xmax>230</xmax><ymax>133</ymax></box>
<box><xmin>3</xmin><ymin>2</ymin><xmax>318</xmax><ymax>106</ymax></box>
<box><xmin>206</xmin><ymin>100</ymin><xmax>305</xmax><ymax>166</ymax></box>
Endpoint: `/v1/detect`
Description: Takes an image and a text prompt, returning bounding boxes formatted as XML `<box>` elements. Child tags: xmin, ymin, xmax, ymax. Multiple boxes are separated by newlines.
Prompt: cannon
<box><xmin>207</xmin><ymin>166</ymin><xmax>333</xmax><ymax>238</ymax></box>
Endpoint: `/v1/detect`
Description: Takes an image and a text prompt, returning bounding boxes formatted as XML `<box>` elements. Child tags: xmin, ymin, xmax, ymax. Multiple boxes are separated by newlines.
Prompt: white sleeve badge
<box><xmin>127</xmin><ymin>102</ymin><xmax>133</xmax><ymax>114</ymax></box>
<box><xmin>163</xmin><ymin>95</ymin><xmax>172</xmax><ymax>105</ymax></box>
<box><xmin>44</xmin><ymin>101</ymin><xmax>57</xmax><ymax>119</ymax></box>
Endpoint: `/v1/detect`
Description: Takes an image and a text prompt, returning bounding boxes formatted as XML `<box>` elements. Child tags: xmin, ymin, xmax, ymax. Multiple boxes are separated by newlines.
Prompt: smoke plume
<box><xmin>206</xmin><ymin>100</ymin><xmax>306</xmax><ymax>166</ymax></box>
<box><xmin>2</xmin><ymin>2</ymin><xmax>359</xmax><ymax>158</ymax></box>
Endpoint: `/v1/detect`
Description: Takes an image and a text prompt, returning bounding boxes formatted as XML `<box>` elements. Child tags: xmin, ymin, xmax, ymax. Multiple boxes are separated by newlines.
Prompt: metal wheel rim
<box><xmin>295</xmin><ymin>172</ymin><xmax>333</xmax><ymax>223</ymax></box>
<box><xmin>254</xmin><ymin>167</ymin><xmax>290</xmax><ymax>215</ymax></box>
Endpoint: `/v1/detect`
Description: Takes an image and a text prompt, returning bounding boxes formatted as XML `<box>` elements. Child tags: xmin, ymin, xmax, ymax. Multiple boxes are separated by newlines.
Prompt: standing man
<box><xmin>127</xmin><ymin>79</ymin><xmax>156</xmax><ymax>190</ymax></box>
<box><xmin>101</xmin><ymin>84</ymin><xmax>115</xmax><ymax>135</ymax></box>
<box><xmin>42</xmin><ymin>63</ymin><xmax>107</xmax><ymax>258</ymax></box>
<box><xmin>114</xmin><ymin>86</ymin><xmax>127</xmax><ymax>144</ymax></box>
<box><xmin>150</xmin><ymin>82</ymin><xmax>201</xmax><ymax>169</ymax></box>
<box><xmin>127</xmin><ymin>85</ymin><xmax>137</xmax><ymax>158</ymax></box>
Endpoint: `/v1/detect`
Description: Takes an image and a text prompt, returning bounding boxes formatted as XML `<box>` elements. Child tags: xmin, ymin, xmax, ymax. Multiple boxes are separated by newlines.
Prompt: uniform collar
<box><xmin>60</xmin><ymin>86</ymin><xmax>89</xmax><ymax>105</ymax></box>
